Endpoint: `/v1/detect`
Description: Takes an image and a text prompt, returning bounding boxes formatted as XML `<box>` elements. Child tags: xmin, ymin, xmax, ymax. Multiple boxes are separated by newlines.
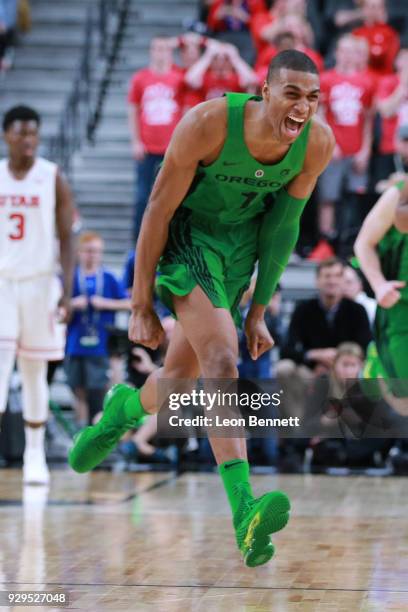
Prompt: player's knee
<box><xmin>164</xmin><ymin>362</ymin><xmax>200</xmax><ymax>379</ymax></box>
<box><xmin>200</xmin><ymin>346</ymin><xmax>238</xmax><ymax>378</ymax></box>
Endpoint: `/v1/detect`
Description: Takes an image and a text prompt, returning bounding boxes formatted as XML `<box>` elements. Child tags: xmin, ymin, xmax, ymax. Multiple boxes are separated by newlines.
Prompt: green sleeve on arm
<box><xmin>253</xmin><ymin>189</ymin><xmax>310</xmax><ymax>305</ymax></box>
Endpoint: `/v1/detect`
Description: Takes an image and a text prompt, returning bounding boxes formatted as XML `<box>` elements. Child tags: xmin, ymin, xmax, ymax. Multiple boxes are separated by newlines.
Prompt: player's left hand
<box><xmin>244</xmin><ymin>314</ymin><xmax>274</xmax><ymax>360</ymax></box>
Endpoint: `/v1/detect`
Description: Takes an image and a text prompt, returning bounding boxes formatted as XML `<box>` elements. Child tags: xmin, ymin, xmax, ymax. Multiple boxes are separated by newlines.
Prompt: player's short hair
<box><xmin>266</xmin><ymin>49</ymin><xmax>319</xmax><ymax>82</ymax></box>
<box><xmin>2</xmin><ymin>105</ymin><xmax>41</xmax><ymax>132</ymax></box>
<box><xmin>78</xmin><ymin>231</ymin><xmax>104</xmax><ymax>247</ymax></box>
<box><xmin>316</xmin><ymin>256</ymin><xmax>345</xmax><ymax>276</ymax></box>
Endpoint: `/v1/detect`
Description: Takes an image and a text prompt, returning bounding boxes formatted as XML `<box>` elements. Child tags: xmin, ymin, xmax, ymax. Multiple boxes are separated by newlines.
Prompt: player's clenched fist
<box><xmin>244</xmin><ymin>312</ymin><xmax>274</xmax><ymax>361</ymax></box>
<box><xmin>375</xmin><ymin>280</ymin><xmax>406</xmax><ymax>309</ymax></box>
<box><xmin>129</xmin><ymin>307</ymin><xmax>165</xmax><ymax>349</ymax></box>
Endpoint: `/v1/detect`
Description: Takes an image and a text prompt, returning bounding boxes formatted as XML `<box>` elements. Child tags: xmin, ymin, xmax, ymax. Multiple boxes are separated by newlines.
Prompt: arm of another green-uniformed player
<box><xmin>252</xmin><ymin>121</ymin><xmax>335</xmax><ymax>308</ymax></box>
<box><xmin>354</xmin><ymin>181</ymin><xmax>406</xmax><ymax>309</ymax></box>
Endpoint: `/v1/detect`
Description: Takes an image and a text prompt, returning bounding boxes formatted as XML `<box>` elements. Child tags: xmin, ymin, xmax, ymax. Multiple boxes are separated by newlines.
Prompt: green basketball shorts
<box><xmin>156</xmin><ymin>207</ymin><xmax>260</xmax><ymax>326</ymax></box>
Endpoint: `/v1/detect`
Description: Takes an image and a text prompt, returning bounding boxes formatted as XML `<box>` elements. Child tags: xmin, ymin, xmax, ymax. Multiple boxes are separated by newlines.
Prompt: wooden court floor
<box><xmin>0</xmin><ymin>469</ymin><xmax>407</xmax><ymax>612</ymax></box>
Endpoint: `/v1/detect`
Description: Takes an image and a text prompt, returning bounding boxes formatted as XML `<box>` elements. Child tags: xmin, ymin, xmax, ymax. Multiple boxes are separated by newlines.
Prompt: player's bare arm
<box><xmin>55</xmin><ymin>170</ymin><xmax>75</xmax><ymax>321</ymax></box>
<box><xmin>355</xmin><ymin>184</ymin><xmax>406</xmax><ymax>308</ymax></box>
<box><xmin>246</xmin><ymin>118</ymin><xmax>335</xmax><ymax>360</ymax></box>
<box><xmin>394</xmin><ymin>178</ymin><xmax>408</xmax><ymax>233</ymax></box>
<box><xmin>129</xmin><ymin>99</ymin><xmax>228</xmax><ymax>348</ymax></box>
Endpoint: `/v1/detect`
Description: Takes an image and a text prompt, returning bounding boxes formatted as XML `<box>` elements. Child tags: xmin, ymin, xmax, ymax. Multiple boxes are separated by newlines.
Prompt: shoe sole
<box><xmin>243</xmin><ymin>491</ymin><xmax>291</xmax><ymax>568</ymax></box>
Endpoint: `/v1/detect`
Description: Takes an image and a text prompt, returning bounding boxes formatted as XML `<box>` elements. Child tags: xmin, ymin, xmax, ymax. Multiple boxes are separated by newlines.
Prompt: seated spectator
<box><xmin>65</xmin><ymin>232</ymin><xmax>130</xmax><ymax>428</ymax></box>
<box><xmin>278</xmin><ymin>257</ymin><xmax>372</xmax><ymax>376</ymax></box>
<box><xmin>343</xmin><ymin>264</ymin><xmax>377</xmax><ymax>326</ymax></box>
<box><xmin>315</xmin><ymin>34</ymin><xmax>375</xmax><ymax>255</ymax></box>
<box><xmin>254</xmin><ymin>15</ymin><xmax>324</xmax><ymax>84</ymax></box>
<box><xmin>206</xmin><ymin>0</ymin><xmax>265</xmax><ymax>63</ymax></box>
<box><xmin>127</xmin><ymin>37</ymin><xmax>183</xmax><ymax>241</ymax></box>
<box><xmin>184</xmin><ymin>39</ymin><xmax>257</xmax><ymax>100</ymax></box>
<box><xmin>309</xmin><ymin>342</ymin><xmax>392</xmax><ymax>469</ymax></box>
<box><xmin>353</xmin><ymin>0</ymin><xmax>400</xmax><ymax>77</ymax></box>
<box><xmin>0</xmin><ymin>0</ymin><xmax>17</xmax><ymax>72</ymax></box>
<box><xmin>375</xmin><ymin>49</ymin><xmax>408</xmax><ymax>183</ymax></box>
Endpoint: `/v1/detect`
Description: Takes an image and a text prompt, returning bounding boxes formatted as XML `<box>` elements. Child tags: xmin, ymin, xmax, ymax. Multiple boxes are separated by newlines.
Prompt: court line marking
<box><xmin>0</xmin><ymin>472</ymin><xmax>179</xmax><ymax>506</ymax></box>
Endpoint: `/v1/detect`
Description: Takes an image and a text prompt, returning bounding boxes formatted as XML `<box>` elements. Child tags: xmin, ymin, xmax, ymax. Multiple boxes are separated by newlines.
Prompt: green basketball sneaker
<box><xmin>234</xmin><ymin>486</ymin><xmax>291</xmax><ymax>567</ymax></box>
<box><xmin>68</xmin><ymin>384</ymin><xmax>145</xmax><ymax>473</ymax></box>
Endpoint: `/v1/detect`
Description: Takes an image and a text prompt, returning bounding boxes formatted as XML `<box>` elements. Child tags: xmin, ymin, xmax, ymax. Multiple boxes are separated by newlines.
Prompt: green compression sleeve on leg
<box><xmin>253</xmin><ymin>189</ymin><xmax>310</xmax><ymax>305</ymax></box>
<box><xmin>219</xmin><ymin>459</ymin><xmax>253</xmax><ymax>516</ymax></box>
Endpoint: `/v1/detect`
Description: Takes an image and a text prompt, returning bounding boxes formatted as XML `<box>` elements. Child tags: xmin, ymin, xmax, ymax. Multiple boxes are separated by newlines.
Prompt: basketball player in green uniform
<box><xmin>355</xmin><ymin>178</ymin><xmax>408</xmax><ymax>395</ymax></box>
<box><xmin>69</xmin><ymin>50</ymin><xmax>335</xmax><ymax>567</ymax></box>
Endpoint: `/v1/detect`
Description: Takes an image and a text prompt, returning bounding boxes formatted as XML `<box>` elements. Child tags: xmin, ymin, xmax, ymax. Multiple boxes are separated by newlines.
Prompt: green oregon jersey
<box><xmin>180</xmin><ymin>92</ymin><xmax>311</xmax><ymax>224</ymax></box>
<box><xmin>378</xmin><ymin>225</ymin><xmax>408</xmax><ymax>302</ymax></box>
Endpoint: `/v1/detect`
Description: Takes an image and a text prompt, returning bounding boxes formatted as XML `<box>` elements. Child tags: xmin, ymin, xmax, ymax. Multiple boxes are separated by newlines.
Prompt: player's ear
<box><xmin>262</xmin><ymin>80</ymin><xmax>270</xmax><ymax>101</ymax></box>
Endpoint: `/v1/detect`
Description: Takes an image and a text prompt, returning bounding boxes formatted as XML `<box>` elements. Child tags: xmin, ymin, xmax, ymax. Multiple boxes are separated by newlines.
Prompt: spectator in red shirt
<box><xmin>170</xmin><ymin>32</ymin><xmax>207</xmax><ymax>114</ymax></box>
<box><xmin>316</xmin><ymin>34</ymin><xmax>375</xmax><ymax>250</ymax></box>
<box><xmin>375</xmin><ymin>48</ymin><xmax>408</xmax><ymax>183</ymax></box>
<box><xmin>250</xmin><ymin>0</ymin><xmax>314</xmax><ymax>59</ymax></box>
<box><xmin>207</xmin><ymin>0</ymin><xmax>266</xmax><ymax>64</ymax></box>
<box><xmin>127</xmin><ymin>38</ymin><xmax>183</xmax><ymax>241</ymax></box>
<box><xmin>184</xmin><ymin>39</ymin><xmax>257</xmax><ymax>101</ymax></box>
<box><xmin>255</xmin><ymin>15</ymin><xmax>324</xmax><ymax>83</ymax></box>
<box><xmin>352</xmin><ymin>0</ymin><xmax>400</xmax><ymax>76</ymax></box>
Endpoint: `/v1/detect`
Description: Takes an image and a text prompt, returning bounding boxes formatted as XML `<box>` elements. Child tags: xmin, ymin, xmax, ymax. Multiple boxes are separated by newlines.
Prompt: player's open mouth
<box><xmin>284</xmin><ymin>114</ymin><xmax>305</xmax><ymax>137</ymax></box>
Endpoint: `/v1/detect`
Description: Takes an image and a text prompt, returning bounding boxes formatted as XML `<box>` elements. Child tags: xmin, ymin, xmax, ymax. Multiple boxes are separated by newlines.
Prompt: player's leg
<box><xmin>68</xmin><ymin>322</ymin><xmax>201</xmax><ymax>472</ymax></box>
<box><xmin>0</xmin><ymin>278</ymin><xmax>19</xmax><ymax>440</ymax></box>
<box><xmin>173</xmin><ymin>287</ymin><xmax>290</xmax><ymax>567</ymax></box>
<box><xmin>0</xmin><ymin>349</ymin><xmax>15</xmax><ymax>435</ymax></box>
<box><xmin>17</xmin><ymin>356</ymin><xmax>50</xmax><ymax>485</ymax></box>
<box><xmin>18</xmin><ymin>275</ymin><xmax>66</xmax><ymax>484</ymax></box>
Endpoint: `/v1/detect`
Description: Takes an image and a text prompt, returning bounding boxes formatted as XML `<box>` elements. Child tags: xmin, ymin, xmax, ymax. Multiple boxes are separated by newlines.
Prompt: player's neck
<box><xmin>249</xmin><ymin>104</ymin><xmax>290</xmax><ymax>158</ymax></box>
<box><xmin>8</xmin><ymin>156</ymin><xmax>36</xmax><ymax>178</ymax></box>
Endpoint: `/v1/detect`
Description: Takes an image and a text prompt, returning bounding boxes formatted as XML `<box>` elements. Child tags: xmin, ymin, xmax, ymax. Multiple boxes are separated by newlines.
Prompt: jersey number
<box><xmin>9</xmin><ymin>213</ymin><xmax>25</xmax><ymax>240</ymax></box>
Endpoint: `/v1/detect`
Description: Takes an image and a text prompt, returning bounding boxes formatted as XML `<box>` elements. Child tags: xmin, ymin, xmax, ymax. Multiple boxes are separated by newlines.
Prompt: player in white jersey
<box><xmin>0</xmin><ymin>106</ymin><xmax>75</xmax><ymax>484</ymax></box>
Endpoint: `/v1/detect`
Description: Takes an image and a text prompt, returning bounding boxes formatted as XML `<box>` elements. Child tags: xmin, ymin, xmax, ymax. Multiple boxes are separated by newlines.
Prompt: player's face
<box><xmin>4</xmin><ymin>120</ymin><xmax>39</xmax><ymax>160</ymax></box>
<box><xmin>333</xmin><ymin>354</ymin><xmax>362</xmax><ymax>381</ymax></box>
<box><xmin>263</xmin><ymin>69</ymin><xmax>320</xmax><ymax>144</ymax></box>
<box><xmin>316</xmin><ymin>264</ymin><xmax>344</xmax><ymax>300</ymax></box>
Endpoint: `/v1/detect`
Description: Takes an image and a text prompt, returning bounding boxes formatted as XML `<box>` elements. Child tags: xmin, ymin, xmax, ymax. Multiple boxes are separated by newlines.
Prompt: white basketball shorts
<box><xmin>0</xmin><ymin>275</ymin><xmax>66</xmax><ymax>360</ymax></box>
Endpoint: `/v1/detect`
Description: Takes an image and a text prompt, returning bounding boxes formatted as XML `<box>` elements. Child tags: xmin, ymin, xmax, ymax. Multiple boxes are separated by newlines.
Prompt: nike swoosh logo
<box><xmin>223</xmin><ymin>460</ymin><xmax>245</xmax><ymax>469</ymax></box>
<box><xmin>223</xmin><ymin>162</ymin><xmax>239</xmax><ymax>166</ymax></box>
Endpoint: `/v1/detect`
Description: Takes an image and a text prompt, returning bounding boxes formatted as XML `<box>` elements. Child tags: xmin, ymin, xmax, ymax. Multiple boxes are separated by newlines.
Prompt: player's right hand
<box><xmin>375</xmin><ymin>280</ymin><xmax>406</xmax><ymax>308</ymax></box>
<box><xmin>129</xmin><ymin>307</ymin><xmax>165</xmax><ymax>349</ymax></box>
